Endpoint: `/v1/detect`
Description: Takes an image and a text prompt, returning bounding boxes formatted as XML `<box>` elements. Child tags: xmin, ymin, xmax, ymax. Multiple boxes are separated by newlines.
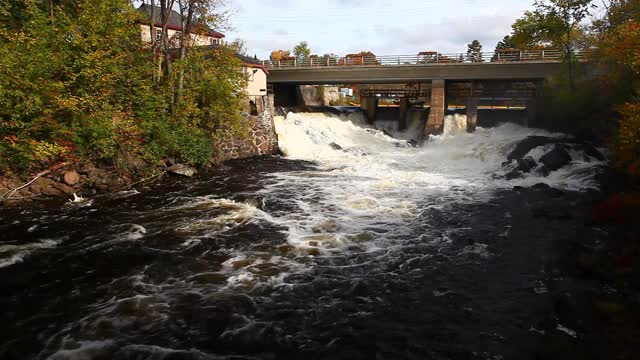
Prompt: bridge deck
<box><xmin>266</xmin><ymin>50</ymin><xmax>579</xmax><ymax>84</ymax></box>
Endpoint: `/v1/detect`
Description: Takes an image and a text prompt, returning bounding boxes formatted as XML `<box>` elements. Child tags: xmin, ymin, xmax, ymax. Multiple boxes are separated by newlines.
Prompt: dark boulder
<box><xmin>575</xmin><ymin>143</ymin><xmax>606</xmax><ymax>162</ymax></box>
<box><xmin>507</xmin><ymin>136</ymin><xmax>559</xmax><ymax>161</ymax></box>
<box><xmin>505</xmin><ymin>169</ymin><xmax>524</xmax><ymax>180</ymax></box>
<box><xmin>408</xmin><ymin>139</ymin><xmax>419</xmax><ymax>148</ymax></box>
<box><xmin>329</xmin><ymin>142</ymin><xmax>343</xmax><ymax>150</ymax></box>
<box><xmin>532</xmin><ymin>183</ymin><xmax>551</xmax><ymax>190</ymax></box>
<box><xmin>540</xmin><ymin>144</ymin><xmax>572</xmax><ymax>171</ymax></box>
<box><xmin>517</xmin><ymin>156</ymin><xmax>537</xmax><ymax>173</ymax></box>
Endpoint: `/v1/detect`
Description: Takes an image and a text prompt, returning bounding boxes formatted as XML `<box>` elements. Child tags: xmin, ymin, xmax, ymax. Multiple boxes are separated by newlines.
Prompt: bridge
<box><xmin>265</xmin><ymin>50</ymin><xmax>581</xmax><ymax>136</ymax></box>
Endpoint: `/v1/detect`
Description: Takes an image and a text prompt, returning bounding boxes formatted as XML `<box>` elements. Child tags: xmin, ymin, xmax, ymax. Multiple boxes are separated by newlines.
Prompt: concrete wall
<box><xmin>139</xmin><ymin>25</ymin><xmax>222</xmax><ymax>47</ymax></box>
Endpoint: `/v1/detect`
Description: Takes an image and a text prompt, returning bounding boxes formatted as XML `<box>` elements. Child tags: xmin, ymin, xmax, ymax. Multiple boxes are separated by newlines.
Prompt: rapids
<box><xmin>0</xmin><ymin>111</ymin><xmax>608</xmax><ymax>359</ymax></box>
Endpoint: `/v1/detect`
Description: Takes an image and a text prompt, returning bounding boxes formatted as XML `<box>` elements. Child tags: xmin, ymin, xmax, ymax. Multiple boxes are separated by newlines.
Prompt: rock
<box><xmin>408</xmin><ymin>139</ymin><xmax>419</xmax><ymax>148</ymax></box>
<box><xmin>535</xmin><ymin>165</ymin><xmax>550</xmax><ymax>177</ymax></box>
<box><xmin>507</xmin><ymin>136</ymin><xmax>559</xmax><ymax>161</ymax></box>
<box><xmin>540</xmin><ymin>144</ymin><xmax>572</xmax><ymax>171</ymax></box>
<box><xmin>63</xmin><ymin>171</ymin><xmax>80</xmax><ymax>186</ymax></box>
<box><xmin>575</xmin><ymin>143</ymin><xmax>606</xmax><ymax>161</ymax></box>
<box><xmin>329</xmin><ymin>142</ymin><xmax>343</xmax><ymax>150</ymax></box>
<box><xmin>517</xmin><ymin>156</ymin><xmax>537</xmax><ymax>173</ymax></box>
<box><xmin>167</xmin><ymin>164</ymin><xmax>198</xmax><ymax>177</ymax></box>
<box><xmin>532</xmin><ymin>183</ymin><xmax>551</xmax><ymax>190</ymax></box>
<box><xmin>505</xmin><ymin>169</ymin><xmax>524</xmax><ymax>180</ymax></box>
<box><xmin>31</xmin><ymin>177</ymin><xmax>59</xmax><ymax>196</ymax></box>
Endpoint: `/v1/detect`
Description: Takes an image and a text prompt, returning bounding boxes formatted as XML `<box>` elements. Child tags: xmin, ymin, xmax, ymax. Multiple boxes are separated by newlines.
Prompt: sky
<box><xmin>225</xmin><ymin>0</ymin><xmax>537</xmax><ymax>59</ymax></box>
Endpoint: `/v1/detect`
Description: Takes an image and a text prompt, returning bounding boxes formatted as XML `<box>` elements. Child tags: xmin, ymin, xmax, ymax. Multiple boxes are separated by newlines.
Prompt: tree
<box><xmin>293</xmin><ymin>41</ymin><xmax>311</xmax><ymax>61</ymax></box>
<box><xmin>466</xmin><ymin>40</ymin><xmax>483</xmax><ymax>62</ymax></box>
<box><xmin>511</xmin><ymin>0</ymin><xmax>594</xmax><ymax>90</ymax></box>
<box><xmin>597</xmin><ymin>0</ymin><xmax>640</xmax><ymax>179</ymax></box>
<box><xmin>270</xmin><ymin>50</ymin><xmax>290</xmax><ymax>62</ymax></box>
<box><xmin>494</xmin><ymin>35</ymin><xmax>516</xmax><ymax>52</ymax></box>
<box><xmin>230</xmin><ymin>38</ymin><xmax>248</xmax><ymax>55</ymax></box>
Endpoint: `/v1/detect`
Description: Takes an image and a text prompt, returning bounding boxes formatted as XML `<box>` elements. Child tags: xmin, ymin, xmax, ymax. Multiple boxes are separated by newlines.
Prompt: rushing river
<box><xmin>0</xmin><ymin>112</ymin><xmax>608</xmax><ymax>359</ymax></box>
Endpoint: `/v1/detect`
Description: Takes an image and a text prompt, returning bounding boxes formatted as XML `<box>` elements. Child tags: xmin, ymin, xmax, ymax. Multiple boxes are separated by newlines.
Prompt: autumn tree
<box><xmin>597</xmin><ymin>0</ymin><xmax>640</xmax><ymax>179</ymax></box>
<box><xmin>270</xmin><ymin>50</ymin><xmax>291</xmax><ymax>62</ymax></box>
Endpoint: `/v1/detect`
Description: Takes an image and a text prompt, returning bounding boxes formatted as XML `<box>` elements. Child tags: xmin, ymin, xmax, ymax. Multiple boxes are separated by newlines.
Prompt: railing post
<box><xmin>519</xmin><ymin>51</ymin><xmax>522</xmax><ymax>61</ymax></box>
<box><xmin>294</xmin><ymin>58</ymin><xmax>297</xmax><ymax>67</ymax></box>
<box><xmin>542</xmin><ymin>50</ymin><xmax>545</xmax><ymax>60</ymax></box>
<box><xmin>278</xmin><ymin>60</ymin><xmax>281</xmax><ymax>68</ymax></box>
<box><xmin>436</xmin><ymin>53</ymin><xmax>439</xmax><ymax>63</ymax></box>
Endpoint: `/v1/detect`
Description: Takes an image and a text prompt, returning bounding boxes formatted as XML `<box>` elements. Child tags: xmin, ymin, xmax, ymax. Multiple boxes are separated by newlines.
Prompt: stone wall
<box><xmin>218</xmin><ymin>94</ymin><xmax>279</xmax><ymax>161</ymax></box>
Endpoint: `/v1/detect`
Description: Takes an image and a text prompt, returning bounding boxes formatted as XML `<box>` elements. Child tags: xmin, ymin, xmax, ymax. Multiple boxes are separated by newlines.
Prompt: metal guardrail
<box><xmin>263</xmin><ymin>50</ymin><xmax>582</xmax><ymax>69</ymax></box>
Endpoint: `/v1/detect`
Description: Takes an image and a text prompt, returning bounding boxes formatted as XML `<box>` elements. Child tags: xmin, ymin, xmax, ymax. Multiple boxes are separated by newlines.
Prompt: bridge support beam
<box><xmin>398</xmin><ymin>97</ymin><xmax>409</xmax><ymax>131</ymax></box>
<box><xmin>466</xmin><ymin>97</ymin><xmax>479</xmax><ymax>133</ymax></box>
<box><xmin>360</xmin><ymin>96</ymin><xmax>378</xmax><ymax>124</ymax></box>
<box><xmin>424</xmin><ymin>79</ymin><xmax>446</xmax><ymax>137</ymax></box>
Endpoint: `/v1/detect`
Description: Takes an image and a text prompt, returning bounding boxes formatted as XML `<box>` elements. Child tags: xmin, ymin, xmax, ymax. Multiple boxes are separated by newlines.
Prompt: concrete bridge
<box><xmin>266</xmin><ymin>50</ymin><xmax>579</xmax><ymax>137</ymax></box>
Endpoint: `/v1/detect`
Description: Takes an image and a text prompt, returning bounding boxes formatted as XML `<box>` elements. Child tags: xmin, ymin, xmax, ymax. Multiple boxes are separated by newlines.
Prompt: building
<box><xmin>136</xmin><ymin>5</ymin><xmax>270</xmax><ymax>116</ymax></box>
<box><xmin>137</xmin><ymin>4</ymin><xmax>225</xmax><ymax>47</ymax></box>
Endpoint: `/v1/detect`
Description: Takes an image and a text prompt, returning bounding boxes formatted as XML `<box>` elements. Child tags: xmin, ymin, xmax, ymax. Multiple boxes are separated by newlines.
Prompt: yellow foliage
<box><xmin>612</xmin><ymin>102</ymin><xmax>640</xmax><ymax>179</ymax></box>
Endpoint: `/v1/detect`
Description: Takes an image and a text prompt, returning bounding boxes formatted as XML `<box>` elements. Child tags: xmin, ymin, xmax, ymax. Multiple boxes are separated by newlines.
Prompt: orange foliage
<box><xmin>270</xmin><ymin>50</ymin><xmax>291</xmax><ymax>62</ymax></box>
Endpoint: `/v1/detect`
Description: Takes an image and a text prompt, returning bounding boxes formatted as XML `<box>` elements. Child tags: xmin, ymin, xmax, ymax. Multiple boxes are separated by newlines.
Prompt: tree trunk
<box><xmin>176</xmin><ymin>0</ymin><xmax>194</xmax><ymax>106</ymax></box>
<box><xmin>160</xmin><ymin>0</ymin><xmax>176</xmax><ymax>107</ymax></box>
<box><xmin>149</xmin><ymin>0</ymin><xmax>157</xmax><ymax>83</ymax></box>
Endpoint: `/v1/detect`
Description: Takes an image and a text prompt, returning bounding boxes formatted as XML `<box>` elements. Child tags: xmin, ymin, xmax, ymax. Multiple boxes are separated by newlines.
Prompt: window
<box><xmin>155</xmin><ymin>28</ymin><xmax>163</xmax><ymax>41</ymax></box>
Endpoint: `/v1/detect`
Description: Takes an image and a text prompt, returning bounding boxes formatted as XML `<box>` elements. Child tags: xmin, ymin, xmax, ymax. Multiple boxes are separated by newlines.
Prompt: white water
<box><xmin>271</xmin><ymin>110</ymin><xmax>605</xmax><ymax>254</ymax></box>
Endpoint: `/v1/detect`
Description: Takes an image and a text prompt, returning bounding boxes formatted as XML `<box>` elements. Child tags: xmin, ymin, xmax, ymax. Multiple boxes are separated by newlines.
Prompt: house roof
<box><xmin>137</xmin><ymin>4</ymin><xmax>225</xmax><ymax>38</ymax></box>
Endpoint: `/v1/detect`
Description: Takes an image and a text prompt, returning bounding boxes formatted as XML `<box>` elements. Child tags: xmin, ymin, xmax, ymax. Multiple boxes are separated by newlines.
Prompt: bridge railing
<box><xmin>263</xmin><ymin>50</ymin><xmax>583</xmax><ymax>69</ymax></box>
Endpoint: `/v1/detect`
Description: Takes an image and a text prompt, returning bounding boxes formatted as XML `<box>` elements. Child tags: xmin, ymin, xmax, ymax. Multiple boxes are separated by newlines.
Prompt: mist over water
<box><xmin>0</xmin><ymin>111</ymin><xmax>607</xmax><ymax>359</ymax></box>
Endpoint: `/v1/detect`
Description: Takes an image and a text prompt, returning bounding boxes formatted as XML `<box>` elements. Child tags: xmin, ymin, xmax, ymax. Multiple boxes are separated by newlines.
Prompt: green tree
<box><xmin>494</xmin><ymin>35</ymin><xmax>516</xmax><ymax>51</ymax></box>
<box><xmin>466</xmin><ymin>40</ymin><xmax>483</xmax><ymax>62</ymax></box>
<box><xmin>293</xmin><ymin>41</ymin><xmax>311</xmax><ymax>61</ymax></box>
<box><xmin>511</xmin><ymin>0</ymin><xmax>594</xmax><ymax>90</ymax></box>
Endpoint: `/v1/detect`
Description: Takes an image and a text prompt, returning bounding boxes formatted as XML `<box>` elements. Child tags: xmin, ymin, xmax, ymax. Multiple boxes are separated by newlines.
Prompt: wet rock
<box><xmin>505</xmin><ymin>169</ymin><xmax>524</xmax><ymax>180</ymax></box>
<box><xmin>507</xmin><ymin>136</ymin><xmax>559</xmax><ymax>161</ymax></box>
<box><xmin>532</xmin><ymin>183</ymin><xmax>551</xmax><ymax>190</ymax></box>
<box><xmin>576</xmin><ymin>143</ymin><xmax>606</xmax><ymax>161</ymax></box>
<box><xmin>540</xmin><ymin>145</ymin><xmax>572</xmax><ymax>171</ymax></box>
<box><xmin>535</xmin><ymin>165</ymin><xmax>550</xmax><ymax>177</ymax></box>
<box><xmin>168</xmin><ymin>164</ymin><xmax>198</xmax><ymax>177</ymax></box>
<box><xmin>329</xmin><ymin>142</ymin><xmax>343</xmax><ymax>150</ymax></box>
<box><xmin>63</xmin><ymin>170</ymin><xmax>80</xmax><ymax>186</ymax></box>
<box><xmin>408</xmin><ymin>139</ymin><xmax>419</xmax><ymax>148</ymax></box>
<box><xmin>517</xmin><ymin>156</ymin><xmax>537</xmax><ymax>173</ymax></box>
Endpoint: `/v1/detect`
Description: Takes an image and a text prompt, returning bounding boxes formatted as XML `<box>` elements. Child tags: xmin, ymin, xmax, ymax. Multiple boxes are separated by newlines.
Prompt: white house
<box><xmin>137</xmin><ymin>4</ymin><xmax>225</xmax><ymax>48</ymax></box>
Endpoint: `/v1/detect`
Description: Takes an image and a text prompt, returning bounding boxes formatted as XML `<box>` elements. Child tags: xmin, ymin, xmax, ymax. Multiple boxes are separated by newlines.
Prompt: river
<box><xmin>0</xmin><ymin>111</ymin><xmax>610</xmax><ymax>359</ymax></box>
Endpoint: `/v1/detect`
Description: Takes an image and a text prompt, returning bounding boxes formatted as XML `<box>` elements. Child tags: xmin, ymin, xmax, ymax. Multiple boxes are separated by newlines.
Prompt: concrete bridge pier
<box><xmin>424</xmin><ymin>79</ymin><xmax>446</xmax><ymax>137</ymax></box>
<box><xmin>360</xmin><ymin>96</ymin><xmax>379</xmax><ymax>124</ymax></box>
<box><xmin>398</xmin><ymin>97</ymin><xmax>410</xmax><ymax>131</ymax></box>
<box><xmin>466</xmin><ymin>97</ymin><xmax>479</xmax><ymax>133</ymax></box>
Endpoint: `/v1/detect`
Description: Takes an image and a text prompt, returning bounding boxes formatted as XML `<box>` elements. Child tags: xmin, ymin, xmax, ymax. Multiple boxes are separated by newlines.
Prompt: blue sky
<box><xmin>226</xmin><ymin>0</ymin><xmax>537</xmax><ymax>59</ymax></box>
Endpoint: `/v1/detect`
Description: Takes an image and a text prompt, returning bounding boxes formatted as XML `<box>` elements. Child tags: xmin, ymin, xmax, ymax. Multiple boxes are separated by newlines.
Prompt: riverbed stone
<box><xmin>63</xmin><ymin>170</ymin><xmax>80</xmax><ymax>186</ymax></box>
<box><xmin>507</xmin><ymin>136</ymin><xmax>559</xmax><ymax>161</ymax></box>
<box><xmin>540</xmin><ymin>144</ymin><xmax>572</xmax><ymax>171</ymax></box>
<box><xmin>168</xmin><ymin>164</ymin><xmax>198</xmax><ymax>177</ymax></box>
